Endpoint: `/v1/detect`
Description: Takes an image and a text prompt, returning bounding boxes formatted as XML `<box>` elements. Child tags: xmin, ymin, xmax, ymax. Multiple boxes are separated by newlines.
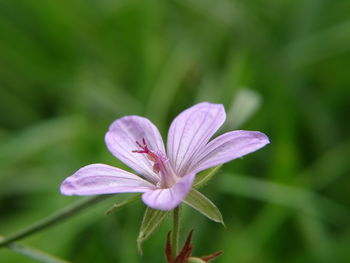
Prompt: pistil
<box><xmin>132</xmin><ymin>138</ymin><xmax>178</xmax><ymax>188</ymax></box>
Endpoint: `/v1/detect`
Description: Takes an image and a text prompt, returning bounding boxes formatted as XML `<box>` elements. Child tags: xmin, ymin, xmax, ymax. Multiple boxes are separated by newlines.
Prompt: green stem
<box><xmin>0</xmin><ymin>195</ymin><xmax>111</xmax><ymax>248</ymax></box>
<box><xmin>0</xmin><ymin>235</ymin><xmax>71</xmax><ymax>263</ymax></box>
<box><xmin>172</xmin><ymin>205</ymin><xmax>181</xmax><ymax>259</ymax></box>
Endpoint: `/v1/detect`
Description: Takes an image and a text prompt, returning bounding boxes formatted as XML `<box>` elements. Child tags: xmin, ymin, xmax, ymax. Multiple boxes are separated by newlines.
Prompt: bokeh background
<box><xmin>1</xmin><ymin>0</ymin><xmax>350</xmax><ymax>262</ymax></box>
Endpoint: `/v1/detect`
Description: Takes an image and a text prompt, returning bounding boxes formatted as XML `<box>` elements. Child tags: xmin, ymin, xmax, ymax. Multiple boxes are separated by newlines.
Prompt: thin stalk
<box><xmin>0</xmin><ymin>195</ymin><xmax>111</xmax><ymax>248</ymax></box>
<box><xmin>0</xmin><ymin>236</ymin><xmax>71</xmax><ymax>263</ymax></box>
<box><xmin>172</xmin><ymin>205</ymin><xmax>181</xmax><ymax>259</ymax></box>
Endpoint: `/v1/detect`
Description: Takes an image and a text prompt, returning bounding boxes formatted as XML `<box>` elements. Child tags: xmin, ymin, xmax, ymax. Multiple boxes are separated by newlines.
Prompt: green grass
<box><xmin>0</xmin><ymin>0</ymin><xmax>350</xmax><ymax>262</ymax></box>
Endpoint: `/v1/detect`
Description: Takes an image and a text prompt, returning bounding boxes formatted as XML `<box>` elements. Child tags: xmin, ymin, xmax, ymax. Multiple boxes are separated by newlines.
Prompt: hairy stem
<box><xmin>172</xmin><ymin>205</ymin><xmax>181</xmax><ymax>259</ymax></box>
<box><xmin>0</xmin><ymin>195</ymin><xmax>111</xmax><ymax>248</ymax></box>
<box><xmin>0</xmin><ymin>235</ymin><xmax>70</xmax><ymax>263</ymax></box>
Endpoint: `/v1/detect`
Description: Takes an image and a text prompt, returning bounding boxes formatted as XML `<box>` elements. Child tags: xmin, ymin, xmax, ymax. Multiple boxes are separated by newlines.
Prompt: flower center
<box><xmin>132</xmin><ymin>138</ymin><xmax>178</xmax><ymax>188</ymax></box>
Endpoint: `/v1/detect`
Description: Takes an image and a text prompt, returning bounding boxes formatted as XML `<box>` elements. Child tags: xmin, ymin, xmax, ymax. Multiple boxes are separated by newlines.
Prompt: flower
<box><xmin>60</xmin><ymin>102</ymin><xmax>269</xmax><ymax>210</ymax></box>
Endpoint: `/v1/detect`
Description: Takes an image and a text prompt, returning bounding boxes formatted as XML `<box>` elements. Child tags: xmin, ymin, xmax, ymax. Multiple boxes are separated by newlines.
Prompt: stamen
<box><xmin>132</xmin><ymin>137</ymin><xmax>178</xmax><ymax>188</ymax></box>
<box><xmin>132</xmin><ymin>137</ymin><xmax>150</xmax><ymax>153</ymax></box>
<box><xmin>132</xmin><ymin>138</ymin><xmax>158</xmax><ymax>162</ymax></box>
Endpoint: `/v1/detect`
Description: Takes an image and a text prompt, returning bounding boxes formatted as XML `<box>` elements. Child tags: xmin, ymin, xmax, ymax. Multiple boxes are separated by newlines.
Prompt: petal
<box><xmin>167</xmin><ymin>102</ymin><xmax>226</xmax><ymax>177</ymax></box>
<box><xmin>190</xmin><ymin>130</ymin><xmax>270</xmax><ymax>173</ymax></box>
<box><xmin>61</xmin><ymin>164</ymin><xmax>155</xmax><ymax>196</ymax></box>
<box><xmin>105</xmin><ymin>116</ymin><xmax>165</xmax><ymax>184</ymax></box>
<box><xmin>142</xmin><ymin>173</ymin><xmax>196</xmax><ymax>210</ymax></box>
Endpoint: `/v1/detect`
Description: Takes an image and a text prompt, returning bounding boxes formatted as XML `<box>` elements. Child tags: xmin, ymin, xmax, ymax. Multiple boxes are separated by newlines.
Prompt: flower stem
<box><xmin>0</xmin><ymin>235</ymin><xmax>70</xmax><ymax>263</ymax></box>
<box><xmin>172</xmin><ymin>205</ymin><xmax>181</xmax><ymax>259</ymax></box>
<box><xmin>0</xmin><ymin>195</ymin><xmax>111</xmax><ymax>248</ymax></box>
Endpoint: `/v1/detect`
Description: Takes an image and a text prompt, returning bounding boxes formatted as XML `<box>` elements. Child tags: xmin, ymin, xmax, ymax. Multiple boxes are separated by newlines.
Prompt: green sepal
<box><xmin>193</xmin><ymin>165</ymin><xmax>222</xmax><ymax>189</ymax></box>
<box><xmin>184</xmin><ymin>189</ymin><xmax>225</xmax><ymax>226</ymax></box>
<box><xmin>105</xmin><ymin>194</ymin><xmax>141</xmax><ymax>215</ymax></box>
<box><xmin>137</xmin><ymin>207</ymin><xmax>169</xmax><ymax>254</ymax></box>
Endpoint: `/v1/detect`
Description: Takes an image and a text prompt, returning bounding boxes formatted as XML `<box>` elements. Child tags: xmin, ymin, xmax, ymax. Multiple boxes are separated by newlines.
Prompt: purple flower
<box><xmin>61</xmin><ymin>102</ymin><xmax>269</xmax><ymax>210</ymax></box>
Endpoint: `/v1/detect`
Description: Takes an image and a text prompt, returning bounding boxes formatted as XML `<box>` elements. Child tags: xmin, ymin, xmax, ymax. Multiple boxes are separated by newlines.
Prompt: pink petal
<box><xmin>61</xmin><ymin>164</ymin><xmax>155</xmax><ymax>196</ymax></box>
<box><xmin>142</xmin><ymin>173</ymin><xmax>196</xmax><ymax>210</ymax></box>
<box><xmin>105</xmin><ymin>116</ymin><xmax>165</xmax><ymax>184</ymax></box>
<box><xmin>191</xmin><ymin>130</ymin><xmax>270</xmax><ymax>173</ymax></box>
<box><xmin>167</xmin><ymin>103</ymin><xmax>226</xmax><ymax>177</ymax></box>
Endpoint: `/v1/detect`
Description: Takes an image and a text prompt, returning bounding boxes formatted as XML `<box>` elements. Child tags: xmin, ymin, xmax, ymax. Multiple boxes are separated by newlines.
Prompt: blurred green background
<box><xmin>1</xmin><ymin>0</ymin><xmax>350</xmax><ymax>262</ymax></box>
